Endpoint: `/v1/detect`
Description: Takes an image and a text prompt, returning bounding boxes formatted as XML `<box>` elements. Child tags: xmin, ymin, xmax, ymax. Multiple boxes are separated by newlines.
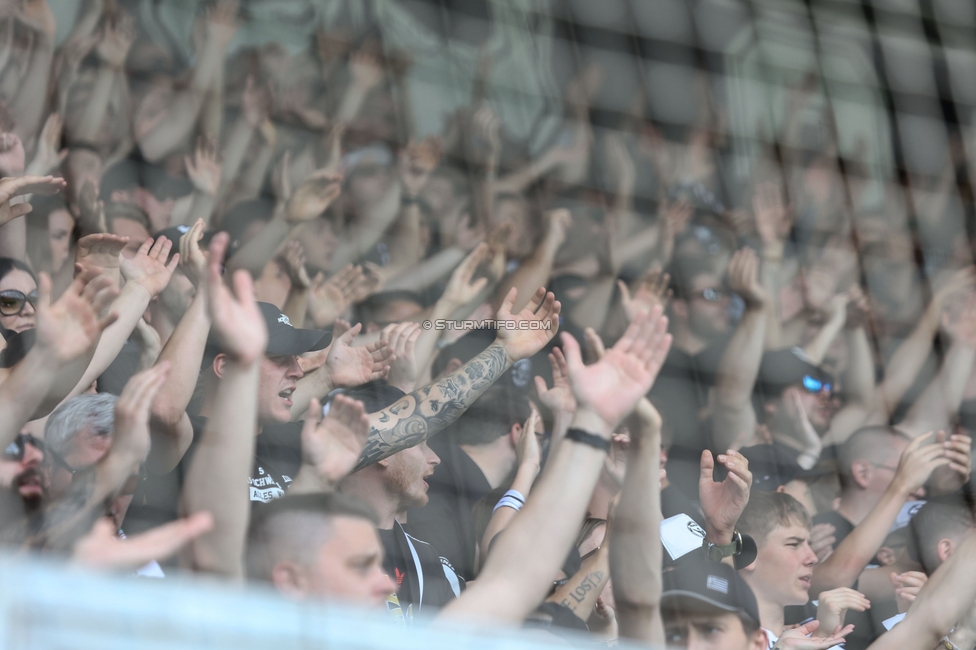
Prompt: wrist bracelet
<box><xmin>493</xmin><ymin>489</ymin><xmax>527</xmax><ymax>514</ymax></box>
<box><xmin>565</xmin><ymin>428</ymin><xmax>612</xmax><ymax>452</ymax></box>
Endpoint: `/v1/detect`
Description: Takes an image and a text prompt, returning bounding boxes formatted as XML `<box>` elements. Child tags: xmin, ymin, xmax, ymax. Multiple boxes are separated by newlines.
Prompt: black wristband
<box><xmin>401</xmin><ymin>194</ymin><xmax>421</xmax><ymax>206</ymax></box>
<box><xmin>565</xmin><ymin>428</ymin><xmax>611</xmax><ymax>452</ymax></box>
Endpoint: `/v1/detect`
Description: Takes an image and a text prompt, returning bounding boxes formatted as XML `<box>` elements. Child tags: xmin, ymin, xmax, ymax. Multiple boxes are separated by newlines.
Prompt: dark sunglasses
<box><xmin>3</xmin><ymin>433</ymin><xmax>44</xmax><ymax>461</ymax></box>
<box><xmin>802</xmin><ymin>375</ymin><xmax>833</xmax><ymax>395</ymax></box>
<box><xmin>0</xmin><ymin>289</ymin><xmax>38</xmax><ymax>316</ymax></box>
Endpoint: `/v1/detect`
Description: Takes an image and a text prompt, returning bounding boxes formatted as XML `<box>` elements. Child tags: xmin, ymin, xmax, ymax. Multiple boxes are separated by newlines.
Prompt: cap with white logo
<box><xmin>661</xmin><ymin>561</ymin><xmax>761</xmax><ymax>627</ymax></box>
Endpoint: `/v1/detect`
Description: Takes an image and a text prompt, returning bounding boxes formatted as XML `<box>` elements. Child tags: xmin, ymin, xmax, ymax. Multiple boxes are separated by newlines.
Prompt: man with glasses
<box><xmin>752</xmin><ymin>347</ymin><xmax>838</xmax><ymax>471</ymax></box>
<box><xmin>0</xmin><ymin>431</ymin><xmax>45</xmax><ymax>512</ymax></box>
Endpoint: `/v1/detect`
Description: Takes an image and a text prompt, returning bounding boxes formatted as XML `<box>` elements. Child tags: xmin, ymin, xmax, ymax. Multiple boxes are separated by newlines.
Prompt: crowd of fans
<box><xmin>3</xmin><ymin>1</ymin><xmax>976</xmax><ymax>648</ymax></box>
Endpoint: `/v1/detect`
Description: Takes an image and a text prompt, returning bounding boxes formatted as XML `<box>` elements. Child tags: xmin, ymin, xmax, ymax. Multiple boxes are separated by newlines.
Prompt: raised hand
<box><xmin>241</xmin><ymin>74</ymin><xmax>272</xmax><ymax>127</ymax></box>
<box><xmin>206</xmin><ymin>0</ymin><xmax>240</xmax><ymax>50</ymax></box>
<box><xmin>618</xmin><ymin>269</ymin><xmax>671</xmax><ymax>322</ymax></box>
<box><xmin>494</xmin><ymin>287</ymin><xmax>561</xmax><ymax>363</ymax></box>
<box><xmin>814</xmin><ymin>588</ymin><xmax>870</xmax><ymax>639</ymax></box>
<box><xmin>533</xmin><ymin>346</ymin><xmax>576</xmax><ymax>417</ymax></box>
<box><xmin>727</xmin><ymin>247</ymin><xmax>767</xmax><ymax>309</ymax></box>
<box><xmin>30</xmin><ymin>113</ymin><xmax>67</xmax><ymax>175</ymax></box>
<box><xmin>0</xmin><ymin>131</ymin><xmax>24</xmax><ymax>176</ymax></box>
<box><xmin>560</xmin><ymin>306</ymin><xmax>672</xmax><ymax>434</ymax></box>
<box><xmin>178</xmin><ymin>219</ymin><xmax>208</xmax><ymax>289</ymax></box>
<box><xmin>891</xmin><ymin>571</ymin><xmax>927</xmax><ymax>614</ymax></box>
<box><xmin>541</xmin><ymin>208</ymin><xmax>572</xmax><ymax>254</ymax></box>
<box><xmin>95</xmin><ymin>11</ymin><xmax>135</xmax><ymax>68</ymax></box>
<box><xmin>120</xmin><ymin>236</ymin><xmax>179</xmax><ymax>298</ymax></box>
<box><xmin>928</xmin><ymin>430</ymin><xmax>972</xmax><ymax>494</ymax></box>
<box><xmin>185</xmin><ymin>136</ymin><xmax>222</xmax><ymax>196</ymax></box>
<box><xmin>301</xmin><ymin>395</ymin><xmax>370</xmax><ymax>488</ymax></box>
<box><xmin>75</xmin><ymin>233</ymin><xmax>129</xmax><ymax>285</ymax></box>
<box><xmin>16</xmin><ymin>0</ymin><xmax>56</xmax><ymax>38</ymax></box>
<box><xmin>349</xmin><ymin>45</ymin><xmax>385</xmax><ymax>91</ymax></box>
<box><xmin>206</xmin><ymin>232</ymin><xmax>267</xmax><ymax>365</ymax></box>
<box><xmin>515</xmin><ymin>410</ymin><xmax>542</xmax><ymax>476</ymax></box>
<box><xmin>278</xmin><ymin>241</ymin><xmax>311</xmax><ymax>290</ymax></box>
<box><xmin>76</xmin><ymin>179</ymin><xmax>106</xmax><ymax>235</ymax></box>
<box><xmin>0</xmin><ymin>175</ymin><xmax>66</xmax><ymax>227</ymax></box>
<box><xmin>699</xmin><ymin>449</ymin><xmax>752</xmax><ymax>545</ymax></box>
<box><xmin>891</xmin><ymin>431</ymin><xmax>955</xmax><ymax>498</ymax></box>
<box><xmin>286</xmin><ymin>168</ymin><xmax>343</xmax><ymax>223</ymax></box>
<box><xmin>383</xmin><ymin>322</ymin><xmax>422</xmax><ymax>393</ymax></box>
<box><xmin>810</xmin><ymin>523</ymin><xmax>836</xmax><ymax>563</ymax></box>
<box><xmin>34</xmin><ymin>270</ymin><xmax>118</xmax><ymax>363</ymax></box>
<box><xmin>774</xmin><ymin>621</ymin><xmax>854</xmax><ymax>650</ymax></box>
<box><xmin>308</xmin><ymin>264</ymin><xmax>376</xmax><ymax>327</ymax></box>
<box><xmin>324</xmin><ymin>322</ymin><xmax>393</xmax><ymax>388</ymax></box>
<box><xmin>73</xmin><ymin>512</ymin><xmax>214</xmax><ymax>571</ymax></box>
<box><xmin>441</xmin><ymin>243</ymin><xmax>491</xmax><ymax>308</ymax></box>
<box><xmin>112</xmin><ymin>362</ymin><xmax>172</xmax><ymax>465</ymax></box>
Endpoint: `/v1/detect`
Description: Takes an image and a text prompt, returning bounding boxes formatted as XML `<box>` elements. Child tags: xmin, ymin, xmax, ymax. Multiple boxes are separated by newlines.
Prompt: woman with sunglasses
<box><xmin>0</xmin><ymin>257</ymin><xmax>39</xmax><ymax>339</ymax></box>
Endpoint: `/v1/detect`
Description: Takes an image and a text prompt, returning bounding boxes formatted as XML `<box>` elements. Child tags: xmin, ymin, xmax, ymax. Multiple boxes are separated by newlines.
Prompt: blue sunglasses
<box><xmin>802</xmin><ymin>375</ymin><xmax>832</xmax><ymax>394</ymax></box>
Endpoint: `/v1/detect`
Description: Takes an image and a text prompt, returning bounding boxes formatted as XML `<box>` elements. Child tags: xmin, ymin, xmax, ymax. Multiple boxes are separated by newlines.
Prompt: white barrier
<box><xmin>0</xmin><ymin>552</ymin><xmax>649</xmax><ymax>649</ymax></box>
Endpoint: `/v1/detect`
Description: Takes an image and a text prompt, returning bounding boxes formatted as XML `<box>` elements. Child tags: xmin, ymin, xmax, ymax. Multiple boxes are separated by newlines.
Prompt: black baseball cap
<box><xmin>260</xmin><ymin>303</ymin><xmax>331</xmax><ymax>356</ymax></box>
<box><xmin>740</xmin><ymin>443</ymin><xmax>836</xmax><ymax>492</ymax></box>
<box><xmin>661</xmin><ymin>560</ymin><xmax>761</xmax><ymax>628</ymax></box>
<box><xmin>756</xmin><ymin>347</ymin><xmax>833</xmax><ymax>399</ymax></box>
<box><xmin>202</xmin><ymin>303</ymin><xmax>331</xmax><ymax>368</ymax></box>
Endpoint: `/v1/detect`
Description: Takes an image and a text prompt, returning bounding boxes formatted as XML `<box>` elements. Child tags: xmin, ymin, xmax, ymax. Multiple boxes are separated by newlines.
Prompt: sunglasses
<box><xmin>0</xmin><ymin>289</ymin><xmax>38</xmax><ymax>316</ymax></box>
<box><xmin>696</xmin><ymin>288</ymin><xmax>727</xmax><ymax>302</ymax></box>
<box><xmin>802</xmin><ymin>375</ymin><xmax>833</xmax><ymax>394</ymax></box>
<box><xmin>46</xmin><ymin>446</ymin><xmax>80</xmax><ymax>476</ymax></box>
<box><xmin>3</xmin><ymin>433</ymin><xmax>44</xmax><ymax>461</ymax></box>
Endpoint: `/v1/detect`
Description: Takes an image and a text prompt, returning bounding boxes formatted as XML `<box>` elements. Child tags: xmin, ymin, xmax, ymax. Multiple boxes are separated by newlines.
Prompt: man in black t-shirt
<box><xmin>339</xmin><ymin>385</ymin><xmax>464</xmax><ymax>617</ymax></box>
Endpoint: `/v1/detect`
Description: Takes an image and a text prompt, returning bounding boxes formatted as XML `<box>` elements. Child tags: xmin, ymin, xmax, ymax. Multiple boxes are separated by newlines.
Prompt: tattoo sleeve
<box><xmin>355</xmin><ymin>342</ymin><xmax>510</xmax><ymax>470</ymax></box>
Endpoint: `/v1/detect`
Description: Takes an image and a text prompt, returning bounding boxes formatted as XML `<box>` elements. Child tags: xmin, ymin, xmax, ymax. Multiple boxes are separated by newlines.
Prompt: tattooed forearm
<box><xmin>355</xmin><ymin>342</ymin><xmax>511</xmax><ymax>469</ymax></box>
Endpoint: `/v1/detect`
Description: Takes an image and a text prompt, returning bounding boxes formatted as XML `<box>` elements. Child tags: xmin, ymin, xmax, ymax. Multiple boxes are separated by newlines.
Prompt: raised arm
<box><xmin>70</xmin><ymin>14</ymin><xmax>134</xmax><ymax>146</ymax></box>
<box><xmin>711</xmin><ymin>248</ymin><xmax>768</xmax><ymax>451</ymax></box>
<box><xmin>355</xmin><ymin>286</ymin><xmax>561</xmax><ymax>470</ymax></box>
<box><xmin>438</xmin><ymin>307</ymin><xmax>672</xmax><ymax>625</ymax></box>
<box><xmin>810</xmin><ymin>432</ymin><xmax>961</xmax><ymax>598</ymax></box>
<box><xmin>181</xmin><ymin>233</ymin><xmax>268</xmax><ymax>578</ymax></box>
<box><xmin>491</xmin><ymin>209</ymin><xmax>571</xmax><ymax>312</ymax></box>
<box><xmin>147</xmin><ymin>221</ymin><xmax>211</xmax><ymax>473</ymax></box>
<box><xmin>9</xmin><ymin>0</ymin><xmax>56</xmax><ymax>142</ymax></box>
<box><xmin>897</xmin><ymin>295</ymin><xmax>976</xmax><ymax>438</ymax></box>
<box><xmin>867</xmin><ymin>531</ymin><xmax>976</xmax><ymax>650</ymax></box>
<box><xmin>226</xmin><ymin>169</ymin><xmax>342</xmax><ymax>277</ymax></box>
<box><xmin>64</xmin><ymin>236</ymin><xmax>179</xmax><ymax>403</ymax></box>
<box><xmin>823</xmin><ymin>291</ymin><xmax>876</xmax><ymax>444</ymax></box>
<box><xmin>135</xmin><ymin>0</ymin><xmax>237</xmax><ymax>162</ymax></box>
<box><xmin>612</xmin><ymin>396</ymin><xmax>665</xmax><ymax>646</ymax></box>
<box><xmin>868</xmin><ymin>268</ymin><xmax>975</xmax><ymax>424</ymax></box>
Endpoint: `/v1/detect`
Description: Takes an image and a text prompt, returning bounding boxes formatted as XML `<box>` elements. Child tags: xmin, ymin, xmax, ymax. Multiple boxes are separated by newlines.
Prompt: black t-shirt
<box><xmin>124</xmin><ymin>415</ymin><xmax>303</xmax><ymax>535</ymax></box>
<box><xmin>406</xmin><ymin>436</ymin><xmax>493</xmax><ymax>582</ymax></box>
<box><xmin>650</xmin><ymin>334</ymin><xmax>731</xmax><ymax>451</ymax></box>
<box><xmin>811</xmin><ymin>510</ymin><xmax>855</xmax><ymax>553</ymax></box>
<box><xmin>379</xmin><ymin>521</ymin><xmax>463</xmax><ymax>620</ymax></box>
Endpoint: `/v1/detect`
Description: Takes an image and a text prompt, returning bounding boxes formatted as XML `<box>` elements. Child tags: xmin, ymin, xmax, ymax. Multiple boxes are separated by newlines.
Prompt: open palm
<box><xmin>560</xmin><ymin>307</ymin><xmax>671</xmax><ymax>431</ymax></box>
<box><xmin>35</xmin><ymin>270</ymin><xmax>118</xmax><ymax>363</ymax></box>
<box><xmin>494</xmin><ymin>287</ymin><xmax>561</xmax><ymax>362</ymax></box>
<box><xmin>206</xmin><ymin>233</ymin><xmax>267</xmax><ymax>365</ymax></box>
<box><xmin>121</xmin><ymin>236</ymin><xmax>179</xmax><ymax>297</ymax></box>
<box><xmin>302</xmin><ymin>395</ymin><xmax>370</xmax><ymax>487</ymax></box>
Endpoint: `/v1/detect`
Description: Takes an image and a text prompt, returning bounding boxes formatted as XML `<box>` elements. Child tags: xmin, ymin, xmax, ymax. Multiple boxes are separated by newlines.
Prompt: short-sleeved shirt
<box><xmin>406</xmin><ymin>436</ymin><xmax>492</xmax><ymax>582</ymax></box>
<box><xmin>123</xmin><ymin>415</ymin><xmax>303</xmax><ymax>536</ymax></box>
